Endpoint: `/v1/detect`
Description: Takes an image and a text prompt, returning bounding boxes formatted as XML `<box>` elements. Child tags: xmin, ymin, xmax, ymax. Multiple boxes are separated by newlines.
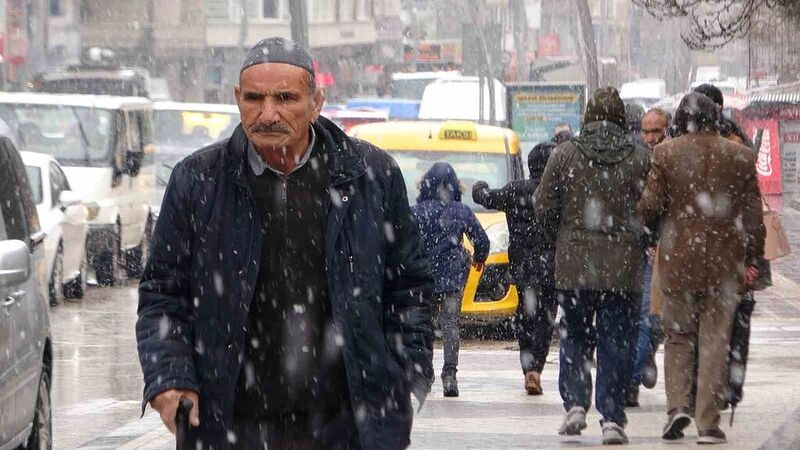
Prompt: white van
<box><xmin>0</xmin><ymin>92</ymin><xmax>155</xmax><ymax>286</ymax></box>
<box><xmin>620</xmin><ymin>78</ymin><xmax>667</xmax><ymax>109</ymax></box>
<box><xmin>390</xmin><ymin>70</ymin><xmax>462</xmax><ymax>100</ymax></box>
<box><xmin>418</xmin><ymin>76</ymin><xmax>507</xmax><ymax>125</ymax></box>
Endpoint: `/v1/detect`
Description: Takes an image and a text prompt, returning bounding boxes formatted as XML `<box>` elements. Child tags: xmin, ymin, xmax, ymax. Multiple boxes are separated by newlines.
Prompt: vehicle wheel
<box><xmin>48</xmin><ymin>246</ymin><xmax>64</xmax><ymax>307</ymax></box>
<box><xmin>125</xmin><ymin>216</ymin><xmax>151</xmax><ymax>279</ymax></box>
<box><xmin>24</xmin><ymin>370</ymin><xmax>52</xmax><ymax>450</ymax></box>
<box><xmin>93</xmin><ymin>227</ymin><xmax>124</xmax><ymax>287</ymax></box>
<box><xmin>63</xmin><ymin>249</ymin><xmax>88</xmax><ymax>299</ymax></box>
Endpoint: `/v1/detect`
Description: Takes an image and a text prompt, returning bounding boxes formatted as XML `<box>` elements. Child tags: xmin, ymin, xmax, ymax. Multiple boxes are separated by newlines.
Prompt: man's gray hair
<box><xmin>644</xmin><ymin>107</ymin><xmax>671</xmax><ymax>127</ymax></box>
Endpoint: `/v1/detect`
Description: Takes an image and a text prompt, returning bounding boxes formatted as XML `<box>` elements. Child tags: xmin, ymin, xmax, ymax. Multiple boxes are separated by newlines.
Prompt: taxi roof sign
<box><xmin>438</xmin><ymin>121</ymin><xmax>478</xmax><ymax>141</ymax></box>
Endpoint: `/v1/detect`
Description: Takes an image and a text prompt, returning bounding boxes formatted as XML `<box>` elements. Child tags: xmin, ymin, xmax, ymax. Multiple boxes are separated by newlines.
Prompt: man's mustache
<box><xmin>249</xmin><ymin>122</ymin><xmax>290</xmax><ymax>134</ymax></box>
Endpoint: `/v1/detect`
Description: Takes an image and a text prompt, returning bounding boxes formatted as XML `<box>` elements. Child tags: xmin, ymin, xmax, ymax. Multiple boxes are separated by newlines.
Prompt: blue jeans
<box><xmin>558</xmin><ymin>289</ymin><xmax>639</xmax><ymax>426</ymax></box>
<box><xmin>632</xmin><ymin>259</ymin><xmax>660</xmax><ymax>385</ymax></box>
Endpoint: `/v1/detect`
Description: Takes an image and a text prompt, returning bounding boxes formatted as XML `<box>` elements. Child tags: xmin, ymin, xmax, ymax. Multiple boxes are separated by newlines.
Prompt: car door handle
<box><xmin>3</xmin><ymin>290</ymin><xmax>25</xmax><ymax>307</ymax></box>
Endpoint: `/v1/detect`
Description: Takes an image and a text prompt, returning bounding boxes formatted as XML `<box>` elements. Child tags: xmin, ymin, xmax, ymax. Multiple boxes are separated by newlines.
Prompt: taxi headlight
<box><xmin>486</xmin><ymin>222</ymin><xmax>509</xmax><ymax>255</ymax></box>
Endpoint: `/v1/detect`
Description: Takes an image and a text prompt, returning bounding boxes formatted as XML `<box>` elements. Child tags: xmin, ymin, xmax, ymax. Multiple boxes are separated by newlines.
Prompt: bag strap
<box><xmin>761</xmin><ymin>194</ymin><xmax>773</xmax><ymax>212</ymax></box>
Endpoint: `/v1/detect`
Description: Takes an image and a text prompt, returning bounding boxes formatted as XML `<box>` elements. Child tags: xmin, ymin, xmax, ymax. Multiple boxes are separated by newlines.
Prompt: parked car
<box><xmin>22</xmin><ymin>151</ymin><xmax>89</xmax><ymax>305</ymax></box>
<box><xmin>0</xmin><ymin>92</ymin><xmax>156</xmax><ymax>287</ymax></box>
<box><xmin>0</xmin><ymin>119</ymin><xmax>53</xmax><ymax>448</ymax></box>
<box><xmin>152</xmin><ymin>101</ymin><xmax>240</xmax><ymax>216</ymax></box>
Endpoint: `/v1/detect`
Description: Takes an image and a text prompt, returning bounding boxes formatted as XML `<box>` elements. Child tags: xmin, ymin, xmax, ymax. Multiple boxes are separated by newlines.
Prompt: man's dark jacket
<box><xmin>136</xmin><ymin>116</ymin><xmax>434</xmax><ymax>449</ymax></box>
<box><xmin>472</xmin><ymin>142</ymin><xmax>558</xmax><ymax>287</ymax></box>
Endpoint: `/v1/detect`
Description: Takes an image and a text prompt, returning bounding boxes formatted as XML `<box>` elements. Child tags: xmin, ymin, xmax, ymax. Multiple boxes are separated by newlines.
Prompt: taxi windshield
<box><xmin>154</xmin><ymin>110</ymin><xmax>239</xmax><ymax>148</ymax></box>
<box><xmin>390</xmin><ymin>150</ymin><xmax>509</xmax><ymax>212</ymax></box>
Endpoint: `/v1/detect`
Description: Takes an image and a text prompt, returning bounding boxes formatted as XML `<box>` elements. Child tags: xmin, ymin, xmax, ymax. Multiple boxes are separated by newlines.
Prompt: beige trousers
<box><xmin>662</xmin><ymin>288</ymin><xmax>739</xmax><ymax>431</ymax></box>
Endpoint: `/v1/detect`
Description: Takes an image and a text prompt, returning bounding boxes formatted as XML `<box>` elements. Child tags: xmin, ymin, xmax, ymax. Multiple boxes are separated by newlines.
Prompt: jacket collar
<box><xmin>226</xmin><ymin>115</ymin><xmax>366</xmax><ymax>187</ymax></box>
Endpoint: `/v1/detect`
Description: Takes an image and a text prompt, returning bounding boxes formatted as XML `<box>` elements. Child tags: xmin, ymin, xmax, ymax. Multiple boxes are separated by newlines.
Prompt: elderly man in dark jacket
<box><xmin>533</xmin><ymin>87</ymin><xmax>650</xmax><ymax>445</ymax></box>
<box><xmin>136</xmin><ymin>37</ymin><xmax>434</xmax><ymax>450</ymax></box>
<box><xmin>472</xmin><ymin>133</ymin><xmax>564</xmax><ymax>396</ymax></box>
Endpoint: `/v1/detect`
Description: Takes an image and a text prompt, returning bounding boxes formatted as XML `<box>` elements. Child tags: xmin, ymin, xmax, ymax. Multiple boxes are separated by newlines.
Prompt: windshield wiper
<box><xmin>69</xmin><ymin>108</ymin><xmax>92</xmax><ymax>165</ymax></box>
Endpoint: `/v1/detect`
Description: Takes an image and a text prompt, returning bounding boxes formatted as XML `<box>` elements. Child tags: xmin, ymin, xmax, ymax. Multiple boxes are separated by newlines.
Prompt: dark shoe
<box><xmin>662</xmin><ymin>407</ymin><xmax>691</xmax><ymax>441</ymax></box>
<box><xmin>524</xmin><ymin>371</ymin><xmax>543</xmax><ymax>395</ymax></box>
<box><xmin>442</xmin><ymin>374</ymin><xmax>459</xmax><ymax>397</ymax></box>
<box><xmin>642</xmin><ymin>352</ymin><xmax>658</xmax><ymax>389</ymax></box>
<box><xmin>625</xmin><ymin>384</ymin><xmax>640</xmax><ymax>407</ymax></box>
<box><xmin>698</xmin><ymin>428</ymin><xmax>727</xmax><ymax>444</ymax></box>
<box><xmin>558</xmin><ymin>406</ymin><xmax>587</xmax><ymax>436</ymax></box>
<box><xmin>601</xmin><ymin>421</ymin><xmax>629</xmax><ymax>445</ymax></box>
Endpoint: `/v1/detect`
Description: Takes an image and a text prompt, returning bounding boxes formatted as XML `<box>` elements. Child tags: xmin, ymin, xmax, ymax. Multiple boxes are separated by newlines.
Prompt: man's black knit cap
<box><xmin>240</xmin><ymin>37</ymin><xmax>315</xmax><ymax>75</ymax></box>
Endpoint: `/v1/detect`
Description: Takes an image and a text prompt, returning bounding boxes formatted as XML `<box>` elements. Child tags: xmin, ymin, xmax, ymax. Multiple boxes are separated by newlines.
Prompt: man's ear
<box><xmin>234</xmin><ymin>84</ymin><xmax>241</xmax><ymax>103</ymax></box>
<box><xmin>311</xmin><ymin>87</ymin><xmax>325</xmax><ymax>122</ymax></box>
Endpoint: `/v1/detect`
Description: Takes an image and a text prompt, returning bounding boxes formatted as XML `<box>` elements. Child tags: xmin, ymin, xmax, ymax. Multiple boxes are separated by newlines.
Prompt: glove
<box><xmin>472</xmin><ymin>181</ymin><xmax>489</xmax><ymax>203</ymax></box>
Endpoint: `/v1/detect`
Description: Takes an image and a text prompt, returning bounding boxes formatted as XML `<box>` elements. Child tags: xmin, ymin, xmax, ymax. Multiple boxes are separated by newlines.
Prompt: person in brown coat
<box><xmin>637</xmin><ymin>93</ymin><xmax>764</xmax><ymax>445</ymax></box>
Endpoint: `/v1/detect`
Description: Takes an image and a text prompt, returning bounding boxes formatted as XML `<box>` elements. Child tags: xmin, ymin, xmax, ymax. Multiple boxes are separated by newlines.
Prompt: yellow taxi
<box><xmin>349</xmin><ymin>120</ymin><xmax>524</xmax><ymax>320</ymax></box>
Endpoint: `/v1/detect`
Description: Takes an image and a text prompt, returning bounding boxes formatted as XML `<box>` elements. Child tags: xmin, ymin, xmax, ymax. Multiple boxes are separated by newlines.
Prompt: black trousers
<box><xmin>231</xmin><ymin>407</ymin><xmax>361</xmax><ymax>450</ymax></box>
<box><xmin>514</xmin><ymin>282</ymin><xmax>558</xmax><ymax>373</ymax></box>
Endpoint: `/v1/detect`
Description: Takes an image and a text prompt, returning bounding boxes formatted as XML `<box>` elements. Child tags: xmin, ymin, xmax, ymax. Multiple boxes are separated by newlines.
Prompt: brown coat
<box><xmin>638</xmin><ymin>132</ymin><xmax>764</xmax><ymax>294</ymax></box>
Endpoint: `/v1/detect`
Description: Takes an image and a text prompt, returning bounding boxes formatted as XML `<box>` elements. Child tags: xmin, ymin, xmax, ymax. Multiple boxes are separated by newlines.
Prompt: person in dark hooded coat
<box><xmin>472</xmin><ymin>131</ymin><xmax>566</xmax><ymax>396</ymax></box>
<box><xmin>533</xmin><ymin>87</ymin><xmax>651</xmax><ymax>445</ymax></box>
<box><xmin>412</xmin><ymin>162</ymin><xmax>489</xmax><ymax>398</ymax></box>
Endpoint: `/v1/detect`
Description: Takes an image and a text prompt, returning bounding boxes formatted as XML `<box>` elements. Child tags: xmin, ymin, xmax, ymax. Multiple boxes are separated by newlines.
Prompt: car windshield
<box><xmin>24</xmin><ymin>165</ymin><xmax>43</xmax><ymax>205</ymax></box>
<box><xmin>154</xmin><ymin>110</ymin><xmax>239</xmax><ymax>148</ymax></box>
<box><xmin>0</xmin><ymin>104</ymin><xmax>113</xmax><ymax>166</ymax></box>
<box><xmin>389</xmin><ymin>150</ymin><xmax>509</xmax><ymax>212</ymax></box>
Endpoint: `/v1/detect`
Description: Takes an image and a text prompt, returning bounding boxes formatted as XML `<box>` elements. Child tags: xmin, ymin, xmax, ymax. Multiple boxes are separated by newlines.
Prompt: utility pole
<box><xmin>289</xmin><ymin>0</ymin><xmax>310</xmax><ymax>49</ymax></box>
<box><xmin>238</xmin><ymin>0</ymin><xmax>249</xmax><ymax>51</ymax></box>
<box><xmin>574</xmin><ymin>0</ymin><xmax>599</xmax><ymax>93</ymax></box>
<box><xmin>510</xmin><ymin>0</ymin><xmax>529</xmax><ymax>81</ymax></box>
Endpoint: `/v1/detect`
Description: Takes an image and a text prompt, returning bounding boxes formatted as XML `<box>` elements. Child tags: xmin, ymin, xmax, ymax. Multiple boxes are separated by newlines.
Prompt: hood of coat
<box><xmin>227</xmin><ymin>115</ymin><xmax>367</xmax><ymax>186</ymax></box>
<box><xmin>417</xmin><ymin>162</ymin><xmax>462</xmax><ymax>203</ymax></box>
<box><xmin>574</xmin><ymin>120</ymin><xmax>637</xmax><ymax>166</ymax></box>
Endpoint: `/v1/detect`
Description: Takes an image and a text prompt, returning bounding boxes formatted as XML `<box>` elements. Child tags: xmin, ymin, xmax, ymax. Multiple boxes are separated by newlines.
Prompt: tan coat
<box><xmin>638</xmin><ymin>132</ymin><xmax>764</xmax><ymax>295</ymax></box>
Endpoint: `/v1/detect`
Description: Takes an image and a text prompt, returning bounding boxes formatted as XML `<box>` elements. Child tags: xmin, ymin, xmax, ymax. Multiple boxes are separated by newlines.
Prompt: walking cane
<box><xmin>176</xmin><ymin>397</ymin><xmax>194</xmax><ymax>450</ymax></box>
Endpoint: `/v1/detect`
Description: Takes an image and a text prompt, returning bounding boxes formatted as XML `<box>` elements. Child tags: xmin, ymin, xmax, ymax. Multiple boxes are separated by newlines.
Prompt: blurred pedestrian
<box><xmin>638</xmin><ymin>93</ymin><xmax>764</xmax><ymax>445</ymax></box>
<box><xmin>692</xmin><ymin>83</ymin><xmax>771</xmax><ymax>413</ymax></box>
<box><xmin>626</xmin><ymin>107</ymin><xmax>672</xmax><ymax>407</ymax></box>
<box><xmin>472</xmin><ymin>128</ymin><xmax>567</xmax><ymax>396</ymax></box>
<box><xmin>412</xmin><ymin>162</ymin><xmax>490</xmax><ymax>398</ymax></box>
<box><xmin>137</xmin><ymin>37</ymin><xmax>434</xmax><ymax>450</ymax></box>
<box><xmin>625</xmin><ymin>103</ymin><xmax>645</xmax><ymax>142</ymax></box>
<box><xmin>534</xmin><ymin>87</ymin><xmax>651</xmax><ymax>445</ymax></box>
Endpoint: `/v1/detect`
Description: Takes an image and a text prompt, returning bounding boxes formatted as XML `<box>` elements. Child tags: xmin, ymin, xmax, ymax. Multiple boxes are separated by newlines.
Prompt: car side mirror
<box><xmin>0</xmin><ymin>240</ymin><xmax>31</xmax><ymax>287</ymax></box>
<box><xmin>58</xmin><ymin>190</ymin><xmax>82</xmax><ymax>208</ymax></box>
<box><xmin>125</xmin><ymin>150</ymin><xmax>143</xmax><ymax>176</ymax></box>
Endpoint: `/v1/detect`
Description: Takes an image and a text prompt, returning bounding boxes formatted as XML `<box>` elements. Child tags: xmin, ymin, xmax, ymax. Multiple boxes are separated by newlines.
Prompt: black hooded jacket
<box><xmin>472</xmin><ymin>141</ymin><xmax>559</xmax><ymax>286</ymax></box>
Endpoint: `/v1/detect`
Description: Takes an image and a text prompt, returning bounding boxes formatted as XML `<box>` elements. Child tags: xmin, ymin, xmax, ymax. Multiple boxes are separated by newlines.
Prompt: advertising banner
<box><xmin>506</xmin><ymin>83</ymin><xmax>585</xmax><ymax>170</ymax></box>
<box><xmin>743</xmin><ymin>118</ymin><xmax>782</xmax><ymax>195</ymax></box>
<box><xmin>780</xmin><ymin>116</ymin><xmax>800</xmax><ymax>194</ymax></box>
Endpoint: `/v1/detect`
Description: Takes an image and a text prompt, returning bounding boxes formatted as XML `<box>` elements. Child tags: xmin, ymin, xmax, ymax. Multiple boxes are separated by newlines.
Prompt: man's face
<box><xmin>642</xmin><ymin>113</ymin><xmax>668</xmax><ymax>150</ymax></box>
<box><xmin>234</xmin><ymin>63</ymin><xmax>323</xmax><ymax>152</ymax></box>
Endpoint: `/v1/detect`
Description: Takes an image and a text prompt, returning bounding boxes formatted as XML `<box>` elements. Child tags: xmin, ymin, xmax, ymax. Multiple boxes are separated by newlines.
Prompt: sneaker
<box><xmin>625</xmin><ymin>385</ymin><xmax>640</xmax><ymax>407</ymax></box>
<box><xmin>558</xmin><ymin>406</ymin><xmax>587</xmax><ymax>436</ymax></box>
<box><xmin>642</xmin><ymin>352</ymin><xmax>658</xmax><ymax>389</ymax></box>
<box><xmin>662</xmin><ymin>407</ymin><xmax>691</xmax><ymax>441</ymax></box>
<box><xmin>601</xmin><ymin>422</ymin><xmax>629</xmax><ymax>445</ymax></box>
<box><xmin>442</xmin><ymin>374</ymin><xmax>459</xmax><ymax>397</ymax></box>
<box><xmin>524</xmin><ymin>371</ymin><xmax>543</xmax><ymax>395</ymax></box>
<box><xmin>698</xmin><ymin>428</ymin><xmax>727</xmax><ymax>444</ymax></box>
